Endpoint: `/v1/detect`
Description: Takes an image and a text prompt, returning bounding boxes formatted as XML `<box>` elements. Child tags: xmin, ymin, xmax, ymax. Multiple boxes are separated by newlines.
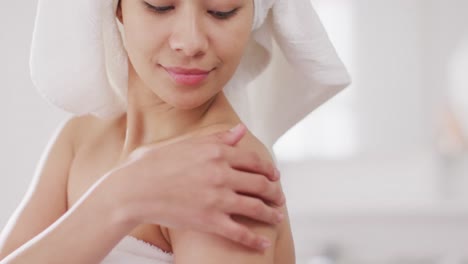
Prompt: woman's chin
<box><xmin>162</xmin><ymin>93</ymin><xmax>217</xmax><ymax>111</ymax></box>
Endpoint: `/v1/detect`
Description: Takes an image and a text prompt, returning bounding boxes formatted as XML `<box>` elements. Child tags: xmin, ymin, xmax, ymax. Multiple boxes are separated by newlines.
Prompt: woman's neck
<box><xmin>118</xmin><ymin>89</ymin><xmax>240</xmax><ymax>159</ymax></box>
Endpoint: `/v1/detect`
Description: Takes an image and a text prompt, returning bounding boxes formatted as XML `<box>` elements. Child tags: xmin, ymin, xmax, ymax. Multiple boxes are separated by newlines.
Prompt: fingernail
<box><xmin>277</xmin><ymin>193</ymin><xmax>285</xmax><ymax>206</ymax></box>
<box><xmin>274</xmin><ymin>168</ymin><xmax>281</xmax><ymax>179</ymax></box>
<box><xmin>260</xmin><ymin>239</ymin><xmax>271</xmax><ymax>250</ymax></box>
<box><xmin>229</xmin><ymin>123</ymin><xmax>242</xmax><ymax>133</ymax></box>
<box><xmin>277</xmin><ymin>213</ymin><xmax>284</xmax><ymax>222</ymax></box>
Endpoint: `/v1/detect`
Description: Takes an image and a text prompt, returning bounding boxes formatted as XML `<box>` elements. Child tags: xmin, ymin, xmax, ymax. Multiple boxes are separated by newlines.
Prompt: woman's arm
<box><xmin>166</xmin><ymin>125</ymin><xmax>295</xmax><ymax>263</ymax></box>
<box><xmin>169</xmin><ymin>213</ymin><xmax>281</xmax><ymax>263</ymax></box>
<box><xmin>1</xmin><ymin>118</ymin><xmax>286</xmax><ymax>263</ymax></box>
<box><xmin>0</xmin><ymin>116</ymin><xmax>134</xmax><ymax>263</ymax></box>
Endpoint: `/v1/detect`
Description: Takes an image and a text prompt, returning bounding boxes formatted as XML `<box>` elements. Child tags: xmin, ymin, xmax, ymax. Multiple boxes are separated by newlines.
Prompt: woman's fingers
<box><xmin>214</xmin><ymin>215</ymin><xmax>272</xmax><ymax>251</ymax></box>
<box><xmin>227</xmin><ymin>170</ymin><xmax>285</xmax><ymax>207</ymax></box>
<box><xmin>224</xmin><ymin>194</ymin><xmax>283</xmax><ymax>225</ymax></box>
<box><xmin>224</xmin><ymin>146</ymin><xmax>279</xmax><ymax>182</ymax></box>
<box><xmin>194</xmin><ymin>123</ymin><xmax>280</xmax><ymax>182</ymax></box>
<box><xmin>199</xmin><ymin>123</ymin><xmax>247</xmax><ymax>146</ymax></box>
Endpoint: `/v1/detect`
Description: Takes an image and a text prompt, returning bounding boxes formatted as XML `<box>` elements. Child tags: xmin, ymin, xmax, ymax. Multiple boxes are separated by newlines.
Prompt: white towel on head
<box><xmin>30</xmin><ymin>0</ymin><xmax>351</xmax><ymax>153</ymax></box>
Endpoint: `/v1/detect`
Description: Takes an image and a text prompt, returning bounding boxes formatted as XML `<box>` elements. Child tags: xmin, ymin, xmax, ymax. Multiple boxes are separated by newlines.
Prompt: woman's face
<box><xmin>117</xmin><ymin>0</ymin><xmax>254</xmax><ymax>109</ymax></box>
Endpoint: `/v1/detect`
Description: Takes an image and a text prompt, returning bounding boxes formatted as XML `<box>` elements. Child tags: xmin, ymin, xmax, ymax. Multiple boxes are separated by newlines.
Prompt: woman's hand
<box><xmin>100</xmin><ymin>123</ymin><xmax>285</xmax><ymax>251</ymax></box>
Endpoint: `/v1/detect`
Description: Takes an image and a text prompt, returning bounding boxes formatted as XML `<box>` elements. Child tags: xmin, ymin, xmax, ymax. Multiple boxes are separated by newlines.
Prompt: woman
<box><xmin>0</xmin><ymin>0</ymin><xmax>350</xmax><ymax>263</ymax></box>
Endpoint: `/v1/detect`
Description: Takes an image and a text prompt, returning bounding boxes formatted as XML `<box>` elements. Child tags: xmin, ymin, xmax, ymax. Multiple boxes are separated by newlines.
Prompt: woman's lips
<box><xmin>163</xmin><ymin>66</ymin><xmax>211</xmax><ymax>86</ymax></box>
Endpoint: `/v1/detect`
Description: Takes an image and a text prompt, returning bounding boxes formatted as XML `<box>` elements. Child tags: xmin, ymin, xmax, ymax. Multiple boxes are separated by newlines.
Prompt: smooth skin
<box><xmin>0</xmin><ymin>119</ymin><xmax>289</xmax><ymax>263</ymax></box>
<box><xmin>0</xmin><ymin>0</ymin><xmax>295</xmax><ymax>263</ymax></box>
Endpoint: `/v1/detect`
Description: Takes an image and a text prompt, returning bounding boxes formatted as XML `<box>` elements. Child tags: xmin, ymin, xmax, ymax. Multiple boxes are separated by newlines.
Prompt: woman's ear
<box><xmin>116</xmin><ymin>0</ymin><xmax>123</xmax><ymax>24</ymax></box>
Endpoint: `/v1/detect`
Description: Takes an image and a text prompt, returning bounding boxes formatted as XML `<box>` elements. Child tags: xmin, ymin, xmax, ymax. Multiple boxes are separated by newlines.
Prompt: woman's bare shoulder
<box><xmin>194</xmin><ymin>123</ymin><xmax>271</xmax><ymax>159</ymax></box>
<box><xmin>65</xmin><ymin>114</ymin><xmax>122</xmax><ymax>148</ymax></box>
<box><xmin>162</xmin><ymin>122</ymin><xmax>295</xmax><ymax>263</ymax></box>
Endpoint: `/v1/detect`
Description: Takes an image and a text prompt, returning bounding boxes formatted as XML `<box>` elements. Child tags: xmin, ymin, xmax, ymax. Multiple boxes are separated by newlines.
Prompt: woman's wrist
<box><xmin>93</xmin><ymin>170</ymin><xmax>140</xmax><ymax>233</ymax></box>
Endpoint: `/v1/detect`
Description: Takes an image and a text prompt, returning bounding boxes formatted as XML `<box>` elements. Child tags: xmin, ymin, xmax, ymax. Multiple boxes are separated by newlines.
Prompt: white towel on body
<box><xmin>101</xmin><ymin>236</ymin><xmax>173</xmax><ymax>264</ymax></box>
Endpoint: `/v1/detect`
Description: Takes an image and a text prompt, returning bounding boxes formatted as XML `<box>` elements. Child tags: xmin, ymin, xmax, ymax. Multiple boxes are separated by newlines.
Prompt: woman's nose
<box><xmin>169</xmin><ymin>12</ymin><xmax>209</xmax><ymax>58</ymax></box>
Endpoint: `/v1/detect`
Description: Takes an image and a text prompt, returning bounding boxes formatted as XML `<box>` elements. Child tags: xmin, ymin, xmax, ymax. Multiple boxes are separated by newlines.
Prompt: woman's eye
<box><xmin>143</xmin><ymin>2</ymin><xmax>238</xmax><ymax>20</ymax></box>
<box><xmin>208</xmin><ymin>8</ymin><xmax>239</xmax><ymax>20</ymax></box>
<box><xmin>144</xmin><ymin>3</ymin><xmax>174</xmax><ymax>13</ymax></box>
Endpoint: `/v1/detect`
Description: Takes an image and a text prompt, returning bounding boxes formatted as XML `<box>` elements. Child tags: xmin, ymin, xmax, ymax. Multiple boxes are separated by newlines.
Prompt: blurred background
<box><xmin>1</xmin><ymin>0</ymin><xmax>467</xmax><ymax>263</ymax></box>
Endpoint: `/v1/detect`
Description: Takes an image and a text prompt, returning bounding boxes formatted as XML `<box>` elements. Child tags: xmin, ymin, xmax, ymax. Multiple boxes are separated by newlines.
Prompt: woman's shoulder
<box><xmin>161</xmin><ymin>122</ymin><xmax>295</xmax><ymax>263</ymax></box>
<box><xmin>194</xmin><ymin>122</ymin><xmax>274</xmax><ymax>163</ymax></box>
<box><xmin>65</xmin><ymin>114</ymin><xmax>123</xmax><ymax>149</ymax></box>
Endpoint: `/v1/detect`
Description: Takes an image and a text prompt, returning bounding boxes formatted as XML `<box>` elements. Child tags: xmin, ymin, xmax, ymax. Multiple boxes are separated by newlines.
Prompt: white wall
<box><xmin>0</xmin><ymin>0</ymin><xmax>70</xmax><ymax>228</ymax></box>
<box><xmin>274</xmin><ymin>0</ymin><xmax>468</xmax><ymax>262</ymax></box>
